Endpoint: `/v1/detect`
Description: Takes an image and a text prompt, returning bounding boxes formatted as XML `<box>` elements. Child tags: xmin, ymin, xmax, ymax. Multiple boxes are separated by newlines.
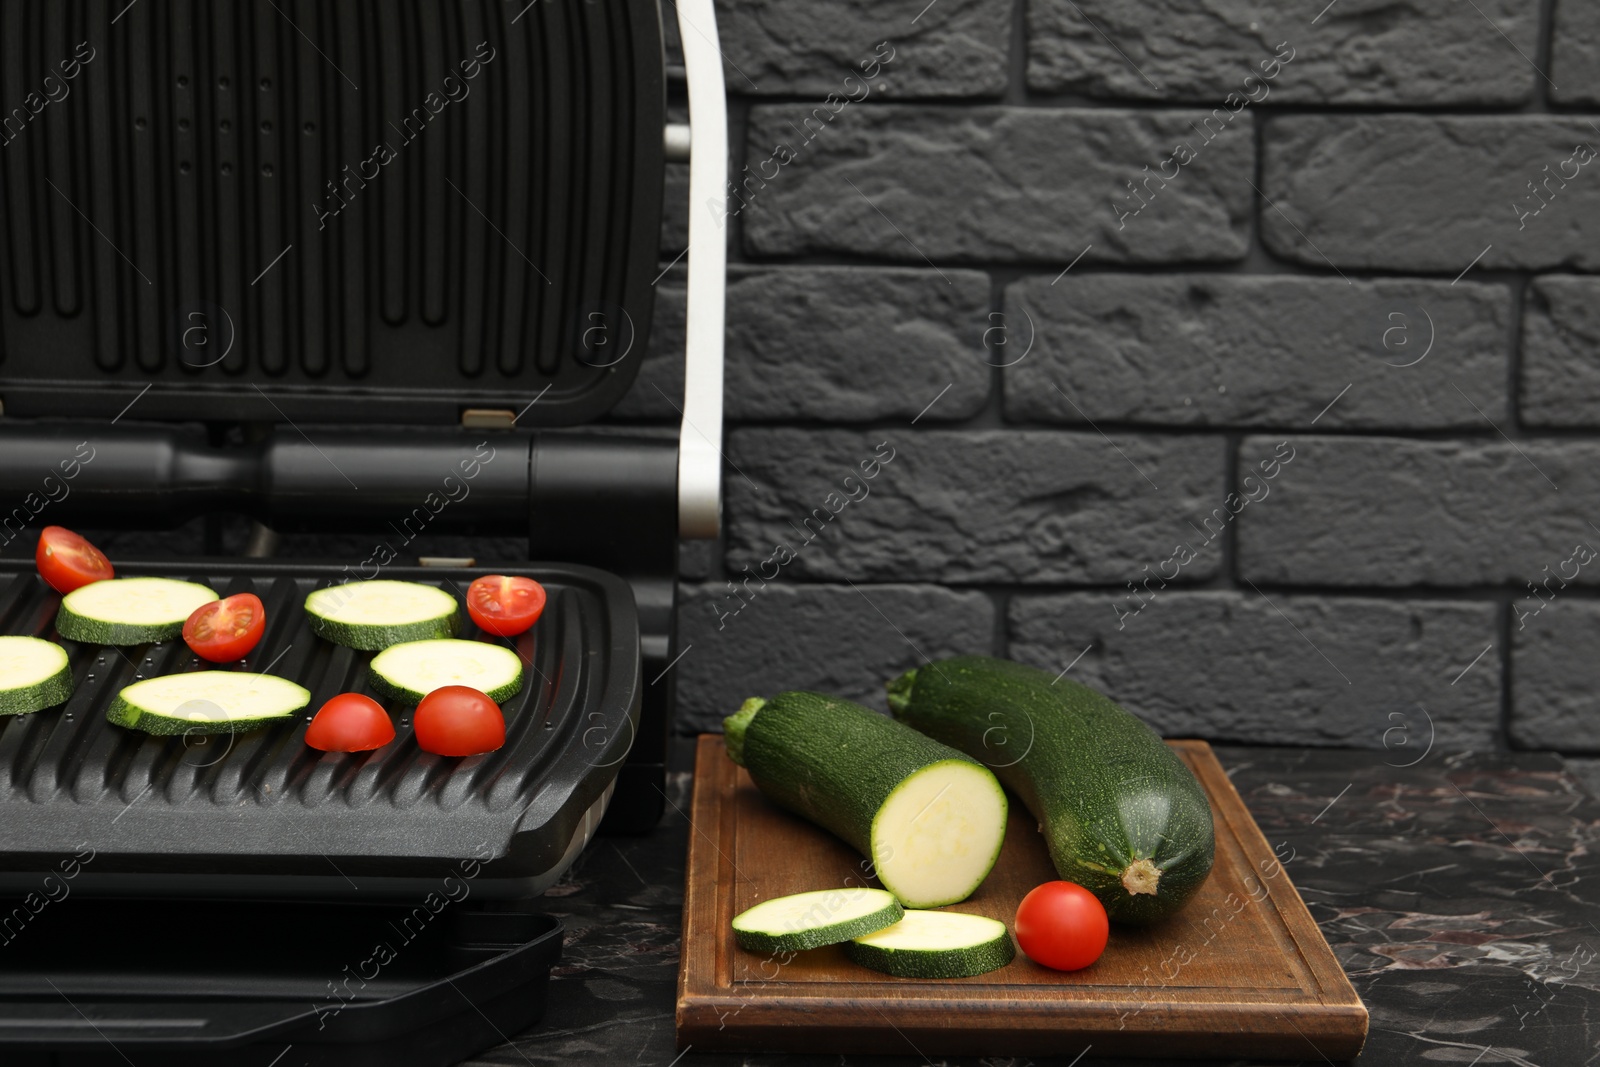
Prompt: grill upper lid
<box><xmin>0</xmin><ymin>0</ymin><xmax>665</xmax><ymax>427</ymax></box>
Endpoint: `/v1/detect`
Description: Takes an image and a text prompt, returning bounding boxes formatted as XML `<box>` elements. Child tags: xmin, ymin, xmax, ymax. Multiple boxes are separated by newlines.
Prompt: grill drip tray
<box><xmin>0</xmin><ymin>560</ymin><xmax>641</xmax><ymax>898</ymax></box>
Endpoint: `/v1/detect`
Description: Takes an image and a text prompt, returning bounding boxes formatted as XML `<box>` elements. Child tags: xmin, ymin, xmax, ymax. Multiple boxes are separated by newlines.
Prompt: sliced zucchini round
<box><xmin>367</xmin><ymin>639</ymin><xmax>523</xmax><ymax>705</ymax></box>
<box><xmin>305</xmin><ymin>581</ymin><xmax>459</xmax><ymax>651</ymax></box>
<box><xmin>844</xmin><ymin>910</ymin><xmax>1016</xmax><ymax>979</ymax></box>
<box><xmin>0</xmin><ymin>636</ymin><xmax>75</xmax><ymax>716</ymax></box>
<box><xmin>107</xmin><ymin>671</ymin><xmax>311</xmax><ymax>736</ymax></box>
<box><xmin>56</xmin><ymin>577</ymin><xmax>219</xmax><ymax>646</ymax></box>
<box><xmin>732</xmin><ymin>888</ymin><xmax>904</xmax><ymax>955</ymax></box>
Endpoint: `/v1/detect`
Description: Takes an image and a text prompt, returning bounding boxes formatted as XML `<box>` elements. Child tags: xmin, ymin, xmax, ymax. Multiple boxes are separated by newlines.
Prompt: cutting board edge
<box><xmin>677</xmin><ymin>1000</ymin><xmax>1371</xmax><ymax>1059</ymax></box>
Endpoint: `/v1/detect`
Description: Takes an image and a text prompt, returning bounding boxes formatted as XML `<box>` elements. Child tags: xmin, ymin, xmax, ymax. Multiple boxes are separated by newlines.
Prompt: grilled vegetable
<box><xmin>888</xmin><ymin>655</ymin><xmax>1214</xmax><ymax>925</ymax></box>
<box><xmin>413</xmin><ymin>685</ymin><xmax>505</xmax><ymax>756</ymax></box>
<box><xmin>107</xmin><ymin>671</ymin><xmax>310</xmax><ymax>735</ymax></box>
<box><xmin>844</xmin><ymin>911</ymin><xmax>1015</xmax><ymax>979</ymax></box>
<box><xmin>0</xmin><ymin>636</ymin><xmax>75</xmax><ymax>715</ymax></box>
<box><xmin>183</xmin><ymin>593</ymin><xmax>266</xmax><ymax>663</ymax></box>
<box><xmin>466</xmin><ymin>575</ymin><xmax>547</xmax><ymax>637</ymax></box>
<box><xmin>723</xmin><ymin>691</ymin><xmax>1007</xmax><ymax>909</ymax></box>
<box><xmin>305</xmin><ymin>693</ymin><xmax>395</xmax><ymax>752</ymax></box>
<box><xmin>56</xmin><ymin>577</ymin><xmax>219</xmax><ymax>645</ymax></box>
<box><xmin>35</xmin><ymin>526</ymin><xmax>113</xmax><ymax>593</ymax></box>
<box><xmin>304</xmin><ymin>580</ymin><xmax>458</xmax><ymax>650</ymax></box>
<box><xmin>732</xmin><ymin>888</ymin><xmax>904</xmax><ymax>955</ymax></box>
<box><xmin>367</xmin><ymin>639</ymin><xmax>523</xmax><ymax>704</ymax></box>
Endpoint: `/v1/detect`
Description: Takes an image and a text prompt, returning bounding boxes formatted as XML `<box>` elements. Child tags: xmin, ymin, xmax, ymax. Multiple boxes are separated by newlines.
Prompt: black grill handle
<box><xmin>0</xmin><ymin>422</ymin><xmax>676</xmax><ymax>576</ymax></box>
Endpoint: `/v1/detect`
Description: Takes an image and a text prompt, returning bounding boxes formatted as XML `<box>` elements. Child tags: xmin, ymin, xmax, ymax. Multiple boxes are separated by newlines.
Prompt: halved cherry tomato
<box><xmin>1015</xmin><ymin>881</ymin><xmax>1109</xmax><ymax>972</ymax></box>
<box><xmin>466</xmin><ymin>575</ymin><xmax>546</xmax><ymax>637</ymax></box>
<box><xmin>182</xmin><ymin>593</ymin><xmax>267</xmax><ymax>663</ymax></box>
<box><xmin>35</xmin><ymin>526</ymin><xmax>113</xmax><ymax>594</ymax></box>
<box><xmin>414</xmin><ymin>685</ymin><xmax>505</xmax><ymax>757</ymax></box>
<box><xmin>306</xmin><ymin>693</ymin><xmax>395</xmax><ymax>752</ymax></box>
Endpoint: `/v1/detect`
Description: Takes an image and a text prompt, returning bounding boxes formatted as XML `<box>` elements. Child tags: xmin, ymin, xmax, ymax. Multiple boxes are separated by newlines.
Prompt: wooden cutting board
<box><xmin>676</xmin><ymin>736</ymin><xmax>1367</xmax><ymax>1059</ymax></box>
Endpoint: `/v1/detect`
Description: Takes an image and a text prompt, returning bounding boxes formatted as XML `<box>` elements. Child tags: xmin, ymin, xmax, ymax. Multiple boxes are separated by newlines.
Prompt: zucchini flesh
<box><xmin>304</xmin><ymin>581</ymin><xmax>459</xmax><ymax>651</ymax></box>
<box><xmin>723</xmin><ymin>692</ymin><xmax>1007</xmax><ymax>909</ymax></box>
<box><xmin>889</xmin><ymin>655</ymin><xmax>1214</xmax><ymax>925</ymax></box>
<box><xmin>107</xmin><ymin>671</ymin><xmax>311</xmax><ymax>735</ymax></box>
<box><xmin>844</xmin><ymin>910</ymin><xmax>1015</xmax><ymax>979</ymax></box>
<box><xmin>367</xmin><ymin>639</ymin><xmax>523</xmax><ymax>704</ymax></box>
<box><xmin>56</xmin><ymin>578</ymin><xmax>219</xmax><ymax>645</ymax></box>
<box><xmin>732</xmin><ymin>888</ymin><xmax>903</xmax><ymax>955</ymax></box>
<box><xmin>0</xmin><ymin>636</ymin><xmax>74</xmax><ymax>715</ymax></box>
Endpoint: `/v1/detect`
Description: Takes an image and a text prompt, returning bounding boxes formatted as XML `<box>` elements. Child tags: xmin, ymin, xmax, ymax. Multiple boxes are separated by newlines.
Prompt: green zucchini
<box><xmin>367</xmin><ymin>638</ymin><xmax>523</xmax><ymax>704</ymax></box>
<box><xmin>888</xmin><ymin>655</ymin><xmax>1214</xmax><ymax>925</ymax></box>
<box><xmin>723</xmin><ymin>692</ymin><xmax>1007</xmax><ymax>909</ymax></box>
<box><xmin>304</xmin><ymin>580</ymin><xmax>459</xmax><ymax>651</ymax></box>
<box><xmin>107</xmin><ymin>671</ymin><xmax>311</xmax><ymax>735</ymax></box>
<box><xmin>55</xmin><ymin>577</ymin><xmax>219</xmax><ymax>645</ymax></box>
<box><xmin>0</xmin><ymin>636</ymin><xmax>75</xmax><ymax>715</ymax></box>
<box><xmin>844</xmin><ymin>910</ymin><xmax>1015</xmax><ymax>979</ymax></box>
<box><xmin>732</xmin><ymin>888</ymin><xmax>903</xmax><ymax>955</ymax></box>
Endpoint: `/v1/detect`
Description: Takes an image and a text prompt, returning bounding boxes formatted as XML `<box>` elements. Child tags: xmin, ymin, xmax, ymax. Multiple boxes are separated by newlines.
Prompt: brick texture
<box><xmin>662</xmin><ymin>0</ymin><xmax>1599</xmax><ymax>757</ymax></box>
<box><xmin>1520</xmin><ymin>276</ymin><xmax>1600</xmax><ymax>427</ymax></box>
<box><xmin>714</xmin><ymin>0</ymin><xmax>1010</xmax><ymax>98</ymax></box>
<box><xmin>1236</xmin><ymin>436</ymin><xmax>1600</xmax><ymax>586</ymax></box>
<box><xmin>1027</xmin><ymin>0</ymin><xmax>1537</xmax><ymax>105</ymax></box>
<box><xmin>1010</xmin><ymin>593</ymin><xmax>1501</xmax><ymax>749</ymax></box>
<box><xmin>675</xmin><ymin>582</ymin><xmax>995</xmax><ymax>731</ymax></box>
<box><xmin>613</xmin><ymin>267</ymin><xmax>991</xmax><ymax>422</ymax></box>
<box><xmin>1551</xmin><ymin>0</ymin><xmax>1600</xmax><ymax>105</ymax></box>
<box><xmin>726</xmin><ymin>429</ymin><xmax>1227</xmax><ymax>583</ymax></box>
<box><xmin>1512</xmin><ymin>598</ymin><xmax>1600</xmax><ymax>752</ymax></box>
<box><xmin>1262</xmin><ymin>116</ymin><xmax>1600</xmax><ymax>272</ymax></box>
<box><xmin>742</xmin><ymin>106</ymin><xmax>1253</xmax><ymax>263</ymax></box>
<box><xmin>1004</xmin><ymin>276</ymin><xmax>1512</xmax><ymax>428</ymax></box>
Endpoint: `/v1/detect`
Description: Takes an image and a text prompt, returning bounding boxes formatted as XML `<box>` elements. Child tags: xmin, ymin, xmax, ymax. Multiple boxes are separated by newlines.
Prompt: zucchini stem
<box><xmin>885</xmin><ymin>670</ymin><xmax>918</xmax><ymax>717</ymax></box>
<box><xmin>722</xmin><ymin>697</ymin><xmax>766</xmax><ymax>767</ymax></box>
<box><xmin>1121</xmin><ymin>858</ymin><xmax>1162</xmax><ymax>897</ymax></box>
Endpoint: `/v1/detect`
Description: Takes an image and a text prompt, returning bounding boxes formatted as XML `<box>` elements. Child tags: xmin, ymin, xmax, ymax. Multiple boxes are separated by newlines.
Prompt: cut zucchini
<box><xmin>0</xmin><ymin>636</ymin><xmax>74</xmax><ymax>715</ymax></box>
<box><xmin>107</xmin><ymin>671</ymin><xmax>311</xmax><ymax>735</ymax></box>
<box><xmin>844</xmin><ymin>910</ymin><xmax>1015</xmax><ymax>979</ymax></box>
<box><xmin>724</xmin><ymin>693</ymin><xmax>1007</xmax><ymax>909</ymax></box>
<box><xmin>367</xmin><ymin>639</ymin><xmax>523</xmax><ymax>704</ymax></box>
<box><xmin>305</xmin><ymin>581</ymin><xmax>459</xmax><ymax>651</ymax></box>
<box><xmin>55</xmin><ymin>577</ymin><xmax>219</xmax><ymax>645</ymax></box>
<box><xmin>732</xmin><ymin>888</ymin><xmax>904</xmax><ymax>955</ymax></box>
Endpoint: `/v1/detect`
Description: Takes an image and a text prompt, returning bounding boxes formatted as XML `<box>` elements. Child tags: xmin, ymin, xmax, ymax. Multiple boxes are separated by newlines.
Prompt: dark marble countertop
<box><xmin>463</xmin><ymin>742</ymin><xmax>1600</xmax><ymax>1067</ymax></box>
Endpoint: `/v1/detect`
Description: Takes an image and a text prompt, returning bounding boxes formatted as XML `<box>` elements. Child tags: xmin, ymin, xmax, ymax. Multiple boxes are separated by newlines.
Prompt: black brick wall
<box><xmin>629</xmin><ymin>0</ymin><xmax>1600</xmax><ymax>758</ymax></box>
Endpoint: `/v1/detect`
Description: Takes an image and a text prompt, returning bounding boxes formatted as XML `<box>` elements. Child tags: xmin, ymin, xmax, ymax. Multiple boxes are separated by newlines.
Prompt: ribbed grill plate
<box><xmin>0</xmin><ymin>559</ymin><xmax>640</xmax><ymax>889</ymax></box>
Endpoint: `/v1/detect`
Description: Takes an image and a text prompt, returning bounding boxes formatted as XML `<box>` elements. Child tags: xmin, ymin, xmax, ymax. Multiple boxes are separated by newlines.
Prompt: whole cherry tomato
<box><xmin>1015</xmin><ymin>881</ymin><xmax>1109</xmax><ymax>971</ymax></box>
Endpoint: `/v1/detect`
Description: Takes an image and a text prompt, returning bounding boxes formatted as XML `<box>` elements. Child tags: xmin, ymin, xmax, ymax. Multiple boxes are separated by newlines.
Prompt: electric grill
<box><xmin>0</xmin><ymin>0</ymin><xmax>728</xmax><ymax>1062</ymax></box>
